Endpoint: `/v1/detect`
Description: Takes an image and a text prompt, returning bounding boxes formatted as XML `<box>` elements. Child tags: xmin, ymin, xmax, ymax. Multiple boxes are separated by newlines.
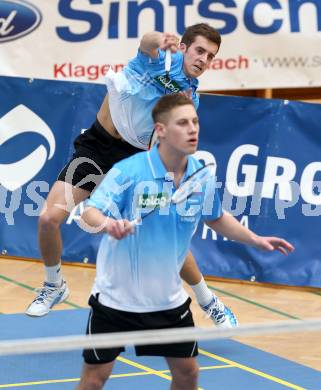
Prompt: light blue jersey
<box><xmin>105</xmin><ymin>49</ymin><xmax>199</xmax><ymax>149</ymax></box>
<box><xmin>87</xmin><ymin>146</ymin><xmax>222</xmax><ymax>312</ymax></box>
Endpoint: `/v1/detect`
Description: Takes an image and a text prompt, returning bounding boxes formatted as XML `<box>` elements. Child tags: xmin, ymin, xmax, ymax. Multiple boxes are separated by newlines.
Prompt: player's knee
<box><xmin>185</xmin><ymin>364</ymin><xmax>199</xmax><ymax>383</ymax></box>
<box><xmin>78</xmin><ymin>368</ymin><xmax>110</xmax><ymax>390</ymax></box>
<box><xmin>83</xmin><ymin>377</ymin><xmax>105</xmax><ymax>390</ymax></box>
<box><xmin>77</xmin><ymin>378</ymin><xmax>103</xmax><ymax>390</ymax></box>
<box><xmin>38</xmin><ymin>209</ymin><xmax>65</xmax><ymax>231</ymax></box>
<box><xmin>172</xmin><ymin>362</ymin><xmax>199</xmax><ymax>389</ymax></box>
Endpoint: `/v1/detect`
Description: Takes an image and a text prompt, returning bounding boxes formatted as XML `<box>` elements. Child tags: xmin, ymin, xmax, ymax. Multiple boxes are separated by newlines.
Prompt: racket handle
<box><xmin>130</xmin><ymin>218</ymin><xmax>141</xmax><ymax>227</ymax></box>
<box><xmin>108</xmin><ymin>219</ymin><xmax>140</xmax><ymax>242</ymax></box>
<box><xmin>165</xmin><ymin>49</ymin><xmax>171</xmax><ymax>74</ymax></box>
<box><xmin>105</xmin><ymin>219</ymin><xmax>139</xmax><ymax>242</ymax></box>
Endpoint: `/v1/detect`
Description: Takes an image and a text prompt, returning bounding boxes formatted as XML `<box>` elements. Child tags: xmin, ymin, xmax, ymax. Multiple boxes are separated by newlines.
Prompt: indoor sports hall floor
<box><xmin>1</xmin><ymin>258</ymin><xmax>321</xmax><ymax>389</ymax></box>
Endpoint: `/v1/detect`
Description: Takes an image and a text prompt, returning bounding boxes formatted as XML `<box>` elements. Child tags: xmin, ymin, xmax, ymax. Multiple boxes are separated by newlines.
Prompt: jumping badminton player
<box><xmin>26</xmin><ymin>24</ymin><xmax>239</xmax><ymax>329</ymax></box>
<box><xmin>76</xmin><ymin>94</ymin><xmax>294</xmax><ymax>390</ymax></box>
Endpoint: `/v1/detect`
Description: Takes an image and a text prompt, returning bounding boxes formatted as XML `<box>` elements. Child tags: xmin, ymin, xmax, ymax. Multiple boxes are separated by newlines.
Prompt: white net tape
<box><xmin>1</xmin><ymin>317</ymin><xmax>321</xmax><ymax>356</ymax></box>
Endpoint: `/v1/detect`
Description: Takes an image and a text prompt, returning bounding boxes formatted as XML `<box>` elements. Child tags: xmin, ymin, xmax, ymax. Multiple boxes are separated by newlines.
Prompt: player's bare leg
<box><xmin>26</xmin><ymin>181</ymin><xmax>89</xmax><ymax>316</ymax></box>
<box><xmin>166</xmin><ymin>357</ymin><xmax>199</xmax><ymax>390</ymax></box>
<box><xmin>76</xmin><ymin>361</ymin><xmax>115</xmax><ymax>390</ymax></box>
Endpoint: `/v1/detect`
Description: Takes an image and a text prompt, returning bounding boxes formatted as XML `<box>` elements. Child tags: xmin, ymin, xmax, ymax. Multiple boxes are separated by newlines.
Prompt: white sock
<box><xmin>190</xmin><ymin>277</ymin><xmax>215</xmax><ymax>307</ymax></box>
<box><xmin>45</xmin><ymin>263</ymin><xmax>63</xmax><ymax>286</ymax></box>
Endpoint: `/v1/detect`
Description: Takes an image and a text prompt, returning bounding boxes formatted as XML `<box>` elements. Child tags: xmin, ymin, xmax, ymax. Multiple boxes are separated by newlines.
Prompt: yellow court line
<box><xmin>118</xmin><ymin>356</ymin><xmax>203</xmax><ymax>390</ymax></box>
<box><xmin>0</xmin><ymin>378</ymin><xmax>79</xmax><ymax>388</ymax></box>
<box><xmin>116</xmin><ymin>356</ymin><xmax>173</xmax><ymax>381</ymax></box>
<box><xmin>199</xmin><ymin>348</ymin><xmax>306</xmax><ymax>390</ymax></box>
<box><xmin>0</xmin><ymin>371</ymin><xmax>167</xmax><ymax>388</ymax></box>
<box><xmin>200</xmin><ymin>364</ymin><xmax>234</xmax><ymax>371</ymax></box>
<box><xmin>0</xmin><ymin>364</ymin><xmax>233</xmax><ymax>388</ymax></box>
<box><xmin>0</xmin><ymin>373</ymin><xmax>155</xmax><ymax>388</ymax></box>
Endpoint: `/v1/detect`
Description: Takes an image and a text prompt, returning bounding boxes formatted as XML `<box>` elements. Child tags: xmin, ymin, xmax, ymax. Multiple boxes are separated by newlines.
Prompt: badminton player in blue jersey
<box><xmin>26</xmin><ymin>24</ymin><xmax>237</xmax><ymax>328</ymax></box>
<box><xmin>76</xmin><ymin>94</ymin><xmax>294</xmax><ymax>390</ymax></box>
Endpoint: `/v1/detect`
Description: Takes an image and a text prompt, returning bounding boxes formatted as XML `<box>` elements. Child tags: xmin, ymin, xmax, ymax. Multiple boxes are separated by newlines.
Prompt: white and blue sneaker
<box><xmin>202</xmin><ymin>296</ymin><xmax>238</xmax><ymax>328</ymax></box>
<box><xmin>25</xmin><ymin>280</ymin><xmax>69</xmax><ymax>317</ymax></box>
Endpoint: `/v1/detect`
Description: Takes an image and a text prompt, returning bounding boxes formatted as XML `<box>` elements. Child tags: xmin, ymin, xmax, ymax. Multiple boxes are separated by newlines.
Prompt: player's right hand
<box><xmin>105</xmin><ymin>218</ymin><xmax>134</xmax><ymax>240</ymax></box>
<box><xmin>160</xmin><ymin>33</ymin><xmax>179</xmax><ymax>53</ymax></box>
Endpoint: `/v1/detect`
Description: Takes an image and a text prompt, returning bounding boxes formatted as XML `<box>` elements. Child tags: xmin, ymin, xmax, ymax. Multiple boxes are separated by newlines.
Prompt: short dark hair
<box><xmin>152</xmin><ymin>94</ymin><xmax>194</xmax><ymax>123</ymax></box>
<box><xmin>181</xmin><ymin>23</ymin><xmax>221</xmax><ymax>49</ymax></box>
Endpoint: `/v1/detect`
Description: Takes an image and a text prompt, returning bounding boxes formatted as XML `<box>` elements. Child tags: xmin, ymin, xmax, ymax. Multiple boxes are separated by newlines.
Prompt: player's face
<box><xmin>163</xmin><ymin>104</ymin><xmax>199</xmax><ymax>155</ymax></box>
<box><xmin>181</xmin><ymin>35</ymin><xmax>219</xmax><ymax>78</ymax></box>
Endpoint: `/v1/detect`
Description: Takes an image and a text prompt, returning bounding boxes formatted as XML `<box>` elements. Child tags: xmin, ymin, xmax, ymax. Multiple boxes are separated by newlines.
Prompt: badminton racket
<box><xmin>165</xmin><ymin>48</ymin><xmax>171</xmax><ymax>78</ymax></box>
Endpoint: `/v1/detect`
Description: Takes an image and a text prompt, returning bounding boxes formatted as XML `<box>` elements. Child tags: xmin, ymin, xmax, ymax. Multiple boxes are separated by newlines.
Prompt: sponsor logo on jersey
<box><xmin>138</xmin><ymin>193</ymin><xmax>169</xmax><ymax>208</ymax></box>
<box><xmin>154</xmin><ymin>75</ymin><xmax>182</xmax><ymax>93</ymax></box>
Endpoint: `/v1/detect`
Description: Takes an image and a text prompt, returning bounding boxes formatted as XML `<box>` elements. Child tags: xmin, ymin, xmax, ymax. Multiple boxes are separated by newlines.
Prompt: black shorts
<box><xmin>57</xmin><ymin>120</ymin><xmax>142</xmax><ymax>193</ymax></box>
<box><xmin>83</xmin><ymin>295</ymin><xmax>198</xmax><ymax>364</ymax></box>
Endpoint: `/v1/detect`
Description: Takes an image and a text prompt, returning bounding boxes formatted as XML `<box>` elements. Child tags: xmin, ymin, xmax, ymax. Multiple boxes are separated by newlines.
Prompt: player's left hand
<box><xmin>254</xmin><ymin>236</ymin><xmax>295</xmax><ymax>255</ymax></box>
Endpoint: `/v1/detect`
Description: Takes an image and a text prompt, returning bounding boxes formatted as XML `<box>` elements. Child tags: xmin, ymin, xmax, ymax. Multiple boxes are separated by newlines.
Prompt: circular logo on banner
<box><xmin>0</xmin><ymin>105</ymin><xmax>56</xmax><ymax>191</ymax></box>
<box><xmin>0</xmin><ymin>0</ymin><xmax>42</xmax><ymax>43</ymax></box>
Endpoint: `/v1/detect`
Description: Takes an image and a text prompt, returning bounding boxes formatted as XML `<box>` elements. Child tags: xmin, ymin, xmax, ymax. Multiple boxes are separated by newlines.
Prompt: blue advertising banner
<box><xmin>0</xmin><ymin>76</ymin><xmax>105</xmax><ymax>264</ymax></box>
<box><xmin>1</xmin><ymin>76</ymin><xmax>321</xmax><ymax>287</ymax></box>
<box><xmin>193</xmin><ymin>94</ymin><xmax>321</xmax><ymax>287</ymax></box>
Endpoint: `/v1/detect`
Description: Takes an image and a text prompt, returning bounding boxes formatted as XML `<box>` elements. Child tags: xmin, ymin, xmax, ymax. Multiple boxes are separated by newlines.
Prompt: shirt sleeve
<box><xmin>86</xmin><ymin>166</ymin><xmax>132</xmax><ymax>219</ymax></box>
<box><xmin>135</xmin><ymin>49</ymin><xmax>182</xmax><ymax>77</ymax></box>
<box><xmin>136</xmin><ymin>48</ymin><xmax>163</xmax><ymax>64</ymax></box>
<box><xmin>193</xmin><ymin>91</ymin><xmax>199</xmax><ymax>110</ymax></box>
<box><xmin>130</xmin><ymin>49</ymin><xmax>199</xmax><ymax>107</ymax></box>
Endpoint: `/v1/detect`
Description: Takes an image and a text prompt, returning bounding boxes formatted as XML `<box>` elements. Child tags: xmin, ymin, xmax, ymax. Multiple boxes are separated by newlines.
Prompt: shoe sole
<box><xmin>215</xmin><ymin>318</ymin><xmax>239</xmax><ymax>329</ymax></box>
<box><xmin>25</xmin><ymin>287</ymin><xmax>70</xmax><ymax>317</ymax></box>
<box><xmin>25</xmin><ymin>308</ymin><xmax>50</xmax><ymax>317</ymax></box>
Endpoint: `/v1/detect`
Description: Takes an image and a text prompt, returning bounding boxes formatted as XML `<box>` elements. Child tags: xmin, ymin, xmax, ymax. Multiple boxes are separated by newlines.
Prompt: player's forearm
<box><xmin>139</xmin><ymin>31</ymin><xmax>163</xmax><ymax>57</ymax></box>
<box><xmin>80</xmin><ymin>206</ymin><xmax>109</xmax><ymax>234</ymax></box>
<box><xmin>206</xmin><ymin>212</ymin><xmax>259</xmax><ymax>247</ymax></box>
